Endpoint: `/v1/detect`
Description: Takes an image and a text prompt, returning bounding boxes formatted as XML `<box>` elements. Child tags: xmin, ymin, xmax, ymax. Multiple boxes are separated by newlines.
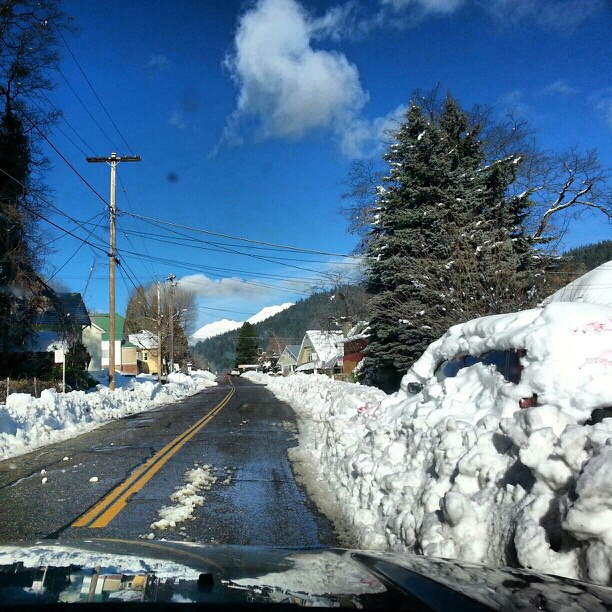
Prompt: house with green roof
<box><xmin>83</xmin><ymin>313</ymin><xmax>138</xmax><ymax>375</ymax></box>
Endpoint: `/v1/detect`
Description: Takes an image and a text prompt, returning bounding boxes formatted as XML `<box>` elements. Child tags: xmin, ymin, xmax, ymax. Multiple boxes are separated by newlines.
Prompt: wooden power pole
<box><xmin>167</xmin><ymin>274</ymin><xmax>176</xmax><ymax>374</ymax></box>
<box><xmin>86</xmin><ymin>153</ymin><xmax>141</xmax><ymax>390</ymax></box>
<box><xmin>157</xmin><ymin>281</ymin><xmax>162</xmax><ymax>384</ymax></box>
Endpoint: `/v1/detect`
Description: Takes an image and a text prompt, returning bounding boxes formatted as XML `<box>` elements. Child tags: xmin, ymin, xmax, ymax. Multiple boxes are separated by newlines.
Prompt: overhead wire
<box><xmin>130</xmin><ymin>213</ymin><xmax>324</xmax><ymax>275</ymax></box>
<box><xmin>110</xmin><ymin>222</ymin><xmax>359</xmax><ymax>265</ymax></box>
<box><xmin>115</xmin><ymin>249</ymin><xmax>309</xmax><ymax>295</ymax></box>
<box><xmin>35</xmin><ymin>90</ymin><xmax>98</xmax><ymax>156</ymax></box>
<box><xmin>0</xmin><ymin>167</ymin><xmax>109</xmax><ymax>255</ymax></box>
<box><xmin>55</xmin><ymin>24</ymin><xmax>135</xmax><ymax>155</ymax></box>
<box><xmin>57</xmin><ymin>67</ymin><xmax>122</xmax><ymax>153</ymax></box>
<box><xmin>17</xmin><ymin>106</ymin><xmax>109</xmax><ymax>206</ymax></box>
<box><xmin>123</xmin><ymin>211</ymin><xmax>362</xmax><ymax>258</ymax></box>
<box><xmin>48</xmin><ymin>212</ymin><xmax>107</xmax><ymax>279</ymax></box>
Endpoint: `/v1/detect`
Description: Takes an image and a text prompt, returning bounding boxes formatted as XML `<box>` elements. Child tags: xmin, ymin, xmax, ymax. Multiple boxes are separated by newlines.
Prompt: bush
<box><xmin>51</xmin><ymin>365</ymin><xmax>98</xmax><ymax>391</ymax></box>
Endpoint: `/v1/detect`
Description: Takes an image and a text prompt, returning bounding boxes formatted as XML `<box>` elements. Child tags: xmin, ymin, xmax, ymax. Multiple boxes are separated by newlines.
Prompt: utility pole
<box><xmin>167</xmin><ymin>274</ymin><xmax>176</xmax><ymax>373</ymax></box>
<box><xmin>156</xmin><ymin>281</ymin><xmax>162</xmax><ymax>384</ymax></box>
<box><xmin>87</xmin><ymin>153</ymin><xmax>141</xmax><ymax>390</ymax></box>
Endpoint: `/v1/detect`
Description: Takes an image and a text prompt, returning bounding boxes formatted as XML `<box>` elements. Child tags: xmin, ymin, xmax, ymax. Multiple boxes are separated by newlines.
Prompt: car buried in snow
<box><xmin>402</xmin><ymin>302</ymin><xmax>611</xmax><ymax>425</ymax></box>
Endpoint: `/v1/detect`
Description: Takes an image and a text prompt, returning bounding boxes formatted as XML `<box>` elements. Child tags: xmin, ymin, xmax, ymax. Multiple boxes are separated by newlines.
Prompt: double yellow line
<box><xmin>72</xmin><ymin>388</ymin><xmax>235</xmax><ymax>529</ymax></box>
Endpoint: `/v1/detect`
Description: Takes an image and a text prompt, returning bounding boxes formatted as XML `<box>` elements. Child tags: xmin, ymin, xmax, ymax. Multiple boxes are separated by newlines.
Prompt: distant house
<box><xmin>296</xmin><ymin>330</ymin><xmax>344</xmax><ymax>376</ymax></box>
<box><xmin>277</xmin><ymin>344</ymin><xmax>300</xmax><ymax>375</ymax></box>
<box><xmin>128</xmin><ymin>330</ymin><xmax>159</xmax><ymax>375</ymax></box>
<box><xmin>23</xmin><ymin>292</ymin><xmax>90</xmax><ymax>357</ymax></box>
<box><xmin>339</xmin><ymin>321</ymin><xmax>370</xmax><ymax>376</ymax></box>
<box><xmin>84</xmin><ymin>313</ymin><xmax>137</xmax><ymax>375</ymax></box>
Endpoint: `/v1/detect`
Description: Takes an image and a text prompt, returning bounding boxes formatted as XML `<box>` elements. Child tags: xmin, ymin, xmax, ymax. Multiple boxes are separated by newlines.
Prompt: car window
<box><xmin>435</xmin><ymin>350</ymin><xmax>522</xmax><ymax>384</ymax></box>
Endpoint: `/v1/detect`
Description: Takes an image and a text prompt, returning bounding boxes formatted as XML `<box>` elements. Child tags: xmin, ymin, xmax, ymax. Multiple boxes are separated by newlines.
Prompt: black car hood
<box><xmin>0</xmin><ymin>539</ymin><xmax>610</xmax><ymax>610</ymax></box>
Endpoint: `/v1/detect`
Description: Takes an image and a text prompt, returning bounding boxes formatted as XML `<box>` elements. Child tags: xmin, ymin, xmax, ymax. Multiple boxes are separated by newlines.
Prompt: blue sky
<box><xmin>41</xmin><ymin>0</ymin><xmax>611</xmax><ymax>330</ymax></box>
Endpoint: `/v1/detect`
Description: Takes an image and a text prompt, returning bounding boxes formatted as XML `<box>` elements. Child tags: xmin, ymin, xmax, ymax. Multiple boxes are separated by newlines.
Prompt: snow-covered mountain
<box><xmin>191</xmin><ymin>303</ymin><xmax>294</xmax><ymax>343</ymax></box>
<box><xmin>246</xmin><ymin>303</ymin><xmax>294</xmax><ymax>325</ymax></box>
<box><xmin>190</xmin><ymin>319</ymin><xmax>242</xmax><ymax>343</ymax></box>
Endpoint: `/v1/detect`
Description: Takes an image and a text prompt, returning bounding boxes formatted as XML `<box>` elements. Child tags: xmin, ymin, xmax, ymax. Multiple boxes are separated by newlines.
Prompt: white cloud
<box><xmin>217</xmin><ymin>0</ymin><xmax>368</xmax><ymax>151</ymax></box>
<box><xmin>178</xmin><ymin>274</ymin><xmax>274</xmax><ymax>298</ymax></box>
<box><xmin>382</xmin><ymin>0</ymin><xmax>465</xmax><ymax>15</ymax></box>
<box><xmin>539</xmin><ymin>79</ymin><xmax>579</xmax><ymax>96</ymax></box>
<box><xmin>592</xmin><ymin>89</ymin><xmax>612</xmax><ymax>129</ymax></box>
<box><xmin>147</xmin><ymin>53</ymin><xmax>172</xmax><ymax>71</ymax></box>
<box><xmin>482</xmin><ymin>0</ymin><xmax>604</xmax><ymax>31</ymax></box>
<box><xmin>341</xmin><ymin>103</ymin><xmax>407</xmax><ymax>158</ymax></box>
<box><xmin>169</xmin><ymin>111</ymin><xmax>186</xmax><ymax>129</ymax></box>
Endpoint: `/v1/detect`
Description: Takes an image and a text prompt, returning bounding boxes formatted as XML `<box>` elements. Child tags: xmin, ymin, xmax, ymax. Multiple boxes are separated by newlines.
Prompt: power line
<box><xmin>115</xmin><ymin>247</ymin><xmax>313</xmax><ymax>288</ymax></box>
<box><xmin>117</xmin><ymin>173</ymin><xmax>157</xmax><ymax>278</ymax></box>
<box><xmin>111</xmin><ymin>222</ymin><xmax>360</xmax><ymax>265</ymax></box>
<box><xmin>48</xmin><ymin>212</ymin><xmax>107</xmax><ymax>279</ymax></box>
<box><xmin>116</xmin><ymin>249</ymin><xmax>309</xmax><ymax>296</ymax></box>
<box><xmin>17</xmin><ymin>107</ymin><xmax>109</xmax><ymax>206</ymax></box>
<box><xmin>0</xmin><ymin>167</ymin><xmax>108</xmax><ymax>255</ymax></box>
<box><xmin>123</xmin><ymin>211</ymin><xmax>361</xmax><ymax>258</ymax></box>
<box><xmin>57</xmin><ymin>67</ymin><xmax>121</xmax><ymax>152</ymax></box>
<box><xmin>36</xmin><ymin>90</ymin><xmax>97</xmax><ymax>156</ymax></box>
<box><xmin>55</xmin><ymin>25</ymin><xmax>134</xmax><ymax>155</ymax></box>
<box><xmin>123</xmin><ymin>213</ymin><xmax>330</xmax><ymax>276</ymax></box>
<box><xmin>41</xmin><ymin>210</ymin><xmax>106</xmax><ymax>248</ymax></box>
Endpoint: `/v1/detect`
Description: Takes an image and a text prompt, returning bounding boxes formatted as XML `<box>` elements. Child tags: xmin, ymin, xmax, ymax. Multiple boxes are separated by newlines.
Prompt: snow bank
<box><xmin>0</xmin><ymin>370</ymin><xmax>217</xmax><ymax>460</ymax></box>
<box><xmin>244</xmin><ymin>303</ymin><xmax>612</xmax><ymax>585</ymax></box>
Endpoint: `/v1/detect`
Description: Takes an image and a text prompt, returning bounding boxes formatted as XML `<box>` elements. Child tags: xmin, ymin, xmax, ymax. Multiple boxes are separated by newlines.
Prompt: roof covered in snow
<box><xmin>541</xmin><ymin>260</ymin><xmax>612</xmax><ymax>307</ymax></box>
<box><xmin>33</xmin><ymin>292</ymin><xmax>90</xmax><ymax>328</ymax></box>
<box><xmin>299</xmin><ymin>330</ymin><xmax>343</xmax><ymax>369</ymax></box>
<box><xmin>128</xmin><ymin>330</ymin><xmax>158</xmax><ymax>350</ymax></box>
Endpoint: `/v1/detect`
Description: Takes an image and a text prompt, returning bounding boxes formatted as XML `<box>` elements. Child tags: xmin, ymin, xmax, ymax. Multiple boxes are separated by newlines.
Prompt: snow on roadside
<box><xmin>244</xmin><ymin>303</ymin><xmax>612</xmax><ymax>585</ymax></box>
<box><xmin>0</xmin><ymin>370</ymin><xmax>217</xmax><ymax>461</ymax></box>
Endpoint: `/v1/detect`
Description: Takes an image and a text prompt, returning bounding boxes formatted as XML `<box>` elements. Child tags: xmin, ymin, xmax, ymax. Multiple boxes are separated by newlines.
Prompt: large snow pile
<box><xmin>244</xmin><ymin>302</ymin><xmax>612</xmax><ymax>585</ymax></box>
<box><xmin>541</xmin><ymin>260</ymin><xmax>612</xmax><ymax>307</ymax></box>
<box><xmin>0</xmin><ymin>370</ymin><xmax>217</xmax><ymax>460</ymax></box>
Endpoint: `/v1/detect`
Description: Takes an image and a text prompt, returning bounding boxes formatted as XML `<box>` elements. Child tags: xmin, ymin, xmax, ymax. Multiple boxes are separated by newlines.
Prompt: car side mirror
<box><xmin>407</xmin><ymin>382</ymin><xmax>424</xmax><ymax>394</ymax></box>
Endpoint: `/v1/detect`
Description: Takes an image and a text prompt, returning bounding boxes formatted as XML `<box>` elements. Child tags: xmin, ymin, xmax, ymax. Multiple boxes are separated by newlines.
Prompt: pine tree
<box><xmin>234</xmin><ymin>322</ymin><xmax>258</xmax><ymax>368</ymax></box>
<box><xmin>0</xmin><ymin>106</ymin><xmax>35</xmax><ymax>363</ymax></box>
<box><xmin>362</xmin><ymin>95</ymin><xmax>541</xmax><ymax>392</ymax></box>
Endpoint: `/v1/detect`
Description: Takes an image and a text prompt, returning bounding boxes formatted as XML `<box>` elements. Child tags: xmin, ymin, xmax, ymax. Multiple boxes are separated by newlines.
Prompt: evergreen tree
<box><xmin>362</xmin><ymin>95</ymin><xmax>541</xmax><ymax>392</ymax></box>
<box><xmin>0</xmin><ymin>0</ymin><xmax>66</xmax><ymax>370</ymax></box>
<box><xmin>234</xmin><ymin>322</ymin><xmax>258</xmax><ymax>368</ymax></box>
<box><xmin>0</xmin><ymin>106</ymin><xmax>34</xmax><ymax>362</ymax></box>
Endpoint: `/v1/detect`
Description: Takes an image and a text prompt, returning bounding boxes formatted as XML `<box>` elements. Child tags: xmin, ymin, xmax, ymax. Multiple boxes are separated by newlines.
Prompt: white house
<box><xmin>277</xmin><ymin>344</ymin><xmax>300</xmax><ymax>375</ymax></box>
<box><xmin>295</xmin><ymin>330</ymin><xmax>344</xmax><ymax>375</ymax></box>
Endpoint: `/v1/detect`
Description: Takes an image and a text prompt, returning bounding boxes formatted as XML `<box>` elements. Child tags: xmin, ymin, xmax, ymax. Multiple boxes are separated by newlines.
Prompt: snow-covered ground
<box><xmin>244</xmin><ymin>302</ymin><xmax>612</xmax><ymax>585</ymax></box>
<box><xmin>0</xmin><ymin>370</ymin><xmax>217</xmax><ymax>461</ymax></box>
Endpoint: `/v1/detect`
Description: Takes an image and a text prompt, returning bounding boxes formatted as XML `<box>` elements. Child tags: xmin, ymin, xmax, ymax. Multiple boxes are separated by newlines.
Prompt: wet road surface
<box><xmin>0</xmin><ymin>376</ymin><xmax>339</xmax><ymax>547</ymax></box>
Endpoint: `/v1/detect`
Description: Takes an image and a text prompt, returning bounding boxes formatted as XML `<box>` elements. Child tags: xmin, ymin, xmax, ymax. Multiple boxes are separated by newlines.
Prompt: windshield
<box><xmin>0</xmin><ymin>0</ymin><xmax>611</xmax><ymax>607</ymax></box>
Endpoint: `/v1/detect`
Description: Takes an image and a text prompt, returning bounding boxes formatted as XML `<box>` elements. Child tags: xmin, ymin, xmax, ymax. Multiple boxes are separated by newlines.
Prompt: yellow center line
<box><xmin>72</xmin><ymin>387</ymin><xmax>235</xmax><ymax>529</ymax></box>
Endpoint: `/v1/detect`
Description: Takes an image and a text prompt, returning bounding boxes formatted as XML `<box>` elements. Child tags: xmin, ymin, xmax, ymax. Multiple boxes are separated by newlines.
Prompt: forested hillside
<box><xmin>564</xmin><ymin>240</ymin><xmax>612</xmax><ymax>271</ymax></box>
<box><xmin>192</xmin><ymin>285</ymin><xmax>369</xmax><ymax>371</ymax></box>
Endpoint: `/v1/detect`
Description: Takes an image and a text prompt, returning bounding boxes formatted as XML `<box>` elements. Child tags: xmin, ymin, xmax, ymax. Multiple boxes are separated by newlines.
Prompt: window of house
<box><xmin>102</xmin><ymin>349</ymin><xmax>109</xmax><ymax>359</ymax></box>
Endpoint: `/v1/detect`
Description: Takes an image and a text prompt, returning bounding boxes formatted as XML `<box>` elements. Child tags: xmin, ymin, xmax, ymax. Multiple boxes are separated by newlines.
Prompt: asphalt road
<box><xmin>0</xmin><ymin>376</ymin><xmax>339</xmax><ymax>548</ymax></box>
